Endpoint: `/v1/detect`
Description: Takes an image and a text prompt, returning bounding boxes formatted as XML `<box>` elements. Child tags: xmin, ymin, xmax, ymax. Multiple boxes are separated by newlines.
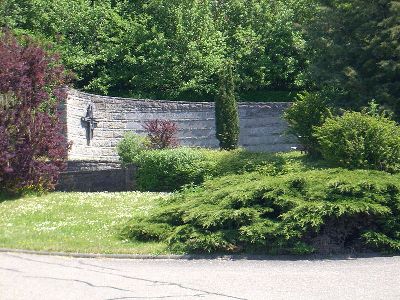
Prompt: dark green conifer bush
<box><xmin>122</xmin><ymin>169</ymin><xmax>400</xmax><ymax>254</ymax></box>
<box><xmin>215</xmin><ymin>65</ymin><xmax>240</xmax><ymax>150</ymax></box>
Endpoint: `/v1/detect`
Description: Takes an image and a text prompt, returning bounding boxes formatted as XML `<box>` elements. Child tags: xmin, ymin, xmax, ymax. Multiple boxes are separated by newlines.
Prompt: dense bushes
<box><xmin>285</xmin><ymin>95</ymin><xmax>400</xmax><ymax>172</ymax></box>
<box><xmin>135</xmin><ymin>148</ymin><xmax>213</xmax><ymax>192</ymax></box>
<box><xmin>0</xmin><ymin>31</ymin><xmax>69</xmax><ymax>193</ymax></box>
<box><xmin>118</xmin><ymin>119</ymin><xmax>179</xmax><ymax>166</ymax></box>
<box><xmin>122</xmin><ymin>169</ymin><xmax>400</xmax><ymax>254</ymax></box>
<box><xmin>117</xmin><ymin>133</ymin><xmax>150</xmax><ymax>164</ymax></box>
<box><xmin>284</xmin><ymin>92</ymin><xmax>331</xmax><ymax>155</ymax></box>
<box><xmin>314</xmin><ymin>111</ymin><xmax>400</xmax><ymax>172</ymax></box>
<box><xmin>121</xmin><ymin>146</ymin><xmax>322</xmax><ymax>192</ymax></box>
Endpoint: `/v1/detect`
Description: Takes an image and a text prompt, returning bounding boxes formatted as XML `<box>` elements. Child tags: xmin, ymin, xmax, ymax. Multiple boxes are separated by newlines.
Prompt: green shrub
<box><xmin>122</xmin><ymin>169</ymin><xmax>400</xmax><ymax>254</ymax></box>
<box><xmin>117</xmin><ymin>133</ymin><xmax>150</xmax><ymax>164</ymax></box>
<box><xmin>136</xmin><ymin>148</ymin><xmax>214</xmax><ymax>192</ymax></box>
<box><xmin>314</xmin><ymin>111</ymin><xmax>400</xmax><ymax>172</ymax></box>
<box><xmin>284</xmin><ymin>92</ymin><xmax>332</xmax><ymax>156</ymax></box>
<box><xmin>134</xmin><ymin>148</ymin><xmax>324</xmax><ymax>192</ymax></box>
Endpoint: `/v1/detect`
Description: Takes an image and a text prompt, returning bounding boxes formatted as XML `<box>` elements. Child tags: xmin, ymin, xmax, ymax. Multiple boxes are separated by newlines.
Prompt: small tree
<box><xmin>215</xmin><ymin>64</ymin><xmax>240</xmax><ymax>150</ymax></box>
<box><xmin>0</xmin><ymin>31</ymin><xmax>69</xmax><ymax>193</ymax></box>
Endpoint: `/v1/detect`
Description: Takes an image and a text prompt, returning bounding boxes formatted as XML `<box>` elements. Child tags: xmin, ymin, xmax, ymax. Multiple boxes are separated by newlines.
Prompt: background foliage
<box><xmin>308</xmin><ymin>0</ymin><xmax>400</xmax><ymax>119</ymax></box>
<box><xmin>0</xmin><ymin>0</ymin><xmax>315</xmax><ymax>100</ymax></box>
<box><xmin>1</xmin><ymin>0</ymin><xmax>398</xmax><ymax>114</ymax></box>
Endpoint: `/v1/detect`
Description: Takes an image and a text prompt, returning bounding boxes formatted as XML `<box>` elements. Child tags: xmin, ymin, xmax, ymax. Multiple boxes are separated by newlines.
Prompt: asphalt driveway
<box><xmin>1</xmin><ymin>252</ymin><xmax>399</xmax><ymax>300</ymax></box>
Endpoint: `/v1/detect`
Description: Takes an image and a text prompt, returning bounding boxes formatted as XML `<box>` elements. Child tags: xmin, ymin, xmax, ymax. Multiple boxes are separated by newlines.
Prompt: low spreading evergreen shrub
<box><xmin>122</xmin><ymin>169</ymin><xmax>400</xmax><ymax>254</ymax></box>
<box><xmin>314</xmin><ymin>110</ymin><xmax>400</xmax><ymax>172</ymax></box>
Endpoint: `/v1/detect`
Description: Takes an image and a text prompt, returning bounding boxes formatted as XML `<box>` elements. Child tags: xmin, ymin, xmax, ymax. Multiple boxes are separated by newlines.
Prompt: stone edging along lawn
<box><xmin>0</xmin><ymin>247</ymin><xmax>185</xmax><ymax>259</ymax></box>
<box><xmin>0</xmin><ymin>247</ymin><xmax>394</xmax><ymax>261</ymax></box>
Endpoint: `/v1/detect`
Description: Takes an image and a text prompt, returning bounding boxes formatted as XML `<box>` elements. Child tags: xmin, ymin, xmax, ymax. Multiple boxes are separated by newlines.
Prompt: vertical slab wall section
<box><xmin>66</xmin><ymin>89</ymin><xmax>296</xmax><ymax>161</ymax></box>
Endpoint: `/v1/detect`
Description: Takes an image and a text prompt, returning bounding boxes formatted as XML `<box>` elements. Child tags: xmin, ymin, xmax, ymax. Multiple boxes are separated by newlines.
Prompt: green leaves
<box><xmin>314</xmin><ymin>110</ymin><xmax>400</xmax><ymax>172</ymax></box>
<box><xmin>1</xmin><ymin>0</ymin><xmax>316</xmax><ymax>98</ymax></box>
<box><xmin>308</xmin><ymin>0</ymin><xmax>400</xmax><ymax>118</ymax></box>
<box><xmin>284</xmin><ymin>92</ymin><xmax>332</xmax><ymax>155</ymax></box>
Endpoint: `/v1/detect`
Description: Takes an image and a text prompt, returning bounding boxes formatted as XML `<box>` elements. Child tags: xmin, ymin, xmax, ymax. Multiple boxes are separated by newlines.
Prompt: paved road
<box><xmin>0</xmin><ymin>253</ymin><xmax>399</xmax><ymax>300</ymax></box>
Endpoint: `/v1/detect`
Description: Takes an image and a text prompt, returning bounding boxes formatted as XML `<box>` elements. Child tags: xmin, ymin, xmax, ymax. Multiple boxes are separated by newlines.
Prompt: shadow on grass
<box><xmin>0</xmin><ymin>191</ymin><xmax>30</xmax><ymax>203</ymax></box>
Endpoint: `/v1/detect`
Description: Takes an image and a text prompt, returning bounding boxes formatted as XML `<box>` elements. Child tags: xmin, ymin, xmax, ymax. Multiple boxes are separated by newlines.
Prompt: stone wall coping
<box><xmin>68</xmin><ymin>88</ymin><xmax>293</xmax><ymax>107</ymax></box>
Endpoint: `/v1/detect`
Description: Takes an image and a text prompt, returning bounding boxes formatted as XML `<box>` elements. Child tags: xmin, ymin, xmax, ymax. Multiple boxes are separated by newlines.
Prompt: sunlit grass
<box><xmin>0</xmin><ymin>192</ymin><xmax>170</xmax><ymax>254</ymax></box>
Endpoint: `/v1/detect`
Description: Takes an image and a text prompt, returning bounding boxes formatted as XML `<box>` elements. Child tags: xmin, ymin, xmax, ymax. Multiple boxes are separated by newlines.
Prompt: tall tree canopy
<box><xmin>308</xmin><ymin>0</ymin><xmax>400</xmax><ymax>118</ymax></box>
<box><xmin>0</xmin><ymin>0</ymin><xmax>315</xmax><ymax>100</ymax></box>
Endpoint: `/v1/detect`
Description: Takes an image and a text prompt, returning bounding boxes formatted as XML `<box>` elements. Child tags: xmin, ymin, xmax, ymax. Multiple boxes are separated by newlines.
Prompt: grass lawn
<box><xmin>0</xmin><ymin>192</ymin><xmax>170</xmax><ymax>254</ymax></box>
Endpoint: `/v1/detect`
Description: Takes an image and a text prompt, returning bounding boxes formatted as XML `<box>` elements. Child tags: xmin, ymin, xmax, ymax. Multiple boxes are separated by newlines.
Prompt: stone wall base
<box><xmin>56</xmin><ymin>161</ymin><xmax>136</xmax><ymax>192</ymax></box>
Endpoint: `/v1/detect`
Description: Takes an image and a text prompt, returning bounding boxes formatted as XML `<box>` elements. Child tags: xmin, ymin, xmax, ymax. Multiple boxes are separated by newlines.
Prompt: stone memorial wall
<box><xmin>65</xmin><ymin>89</ymin><xmax>296</xmax><ymax>162</ymax></box>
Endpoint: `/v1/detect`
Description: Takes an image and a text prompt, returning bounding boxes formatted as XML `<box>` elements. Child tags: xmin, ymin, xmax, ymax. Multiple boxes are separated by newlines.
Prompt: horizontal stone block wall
<box><xmin>66</xmin><ymin>89</ymin><xmax>296</xmax><ymax>161</ymax></box>
<box><xmin>56</xmin><ymin>160</ymin><xmax>136</xmax><ymax>192</ymax></box>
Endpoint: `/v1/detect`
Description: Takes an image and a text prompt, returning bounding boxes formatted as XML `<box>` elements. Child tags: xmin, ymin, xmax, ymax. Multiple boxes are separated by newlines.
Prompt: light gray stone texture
<box><xmin>65</xmin><ymin>89</ymin><xmax>296</xmax><ymax>161</ymax></box>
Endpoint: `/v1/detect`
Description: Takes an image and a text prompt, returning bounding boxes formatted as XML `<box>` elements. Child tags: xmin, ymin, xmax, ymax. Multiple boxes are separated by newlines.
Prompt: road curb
<box><xmin>0</xmin><ymin>247</ymin><xmax>394</xmax><ymax>261</ymax></box>
<box><xmin>0</xmin><ymin>248</ymin><xmax>189</xmax><ymax>259</ymax></box>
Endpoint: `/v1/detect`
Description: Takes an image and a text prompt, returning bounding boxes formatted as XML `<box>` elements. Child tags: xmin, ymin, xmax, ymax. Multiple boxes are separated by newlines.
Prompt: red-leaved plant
<box><xmin>0</xmin><ymin>30</ymin><xmax>70</xmax><ymax>193</ymax></box>
<box><xmin>142</xmin><ymin>119</ymin><xmax>179</xmax><ymax>149</ymax></box>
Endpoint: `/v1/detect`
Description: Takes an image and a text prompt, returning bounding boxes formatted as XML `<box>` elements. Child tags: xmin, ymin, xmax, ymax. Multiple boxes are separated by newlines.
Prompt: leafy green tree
<box><xmin>308</xmin><ymin>0</ymin><xmax>400</xmax><ymax>118</ymax></box>
<box><xmin>215</xmin><ymin>64</ymin><xmax>240</xmax><ymax>150</ymax></box>
<box><xmin>213</xmin><ymin>0</ymin><xmax>316</xmax><ymax>92</ymax></box>
<box><xmin>1</xmin><ymin>0</ymin><xmax>317</xmax><ymax>99</ymax></box>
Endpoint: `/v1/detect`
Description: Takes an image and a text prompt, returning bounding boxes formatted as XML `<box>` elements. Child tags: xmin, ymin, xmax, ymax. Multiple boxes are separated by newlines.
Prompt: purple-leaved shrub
<box><xmin>142</xmin><ymin>119</ymin><xmax>179</xmax><ymax>149</ymax></box>
<box><xmin>0</xmin><ymin>30</ymin><xmax>70</xmax><ymax>193</ymax></box>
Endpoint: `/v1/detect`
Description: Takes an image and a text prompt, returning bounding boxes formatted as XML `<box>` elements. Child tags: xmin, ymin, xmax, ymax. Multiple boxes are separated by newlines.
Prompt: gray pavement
<box><xmin>0</xmin><ymin>252</ymin><xmax>399</xmax><ymax>300</ymax></box>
